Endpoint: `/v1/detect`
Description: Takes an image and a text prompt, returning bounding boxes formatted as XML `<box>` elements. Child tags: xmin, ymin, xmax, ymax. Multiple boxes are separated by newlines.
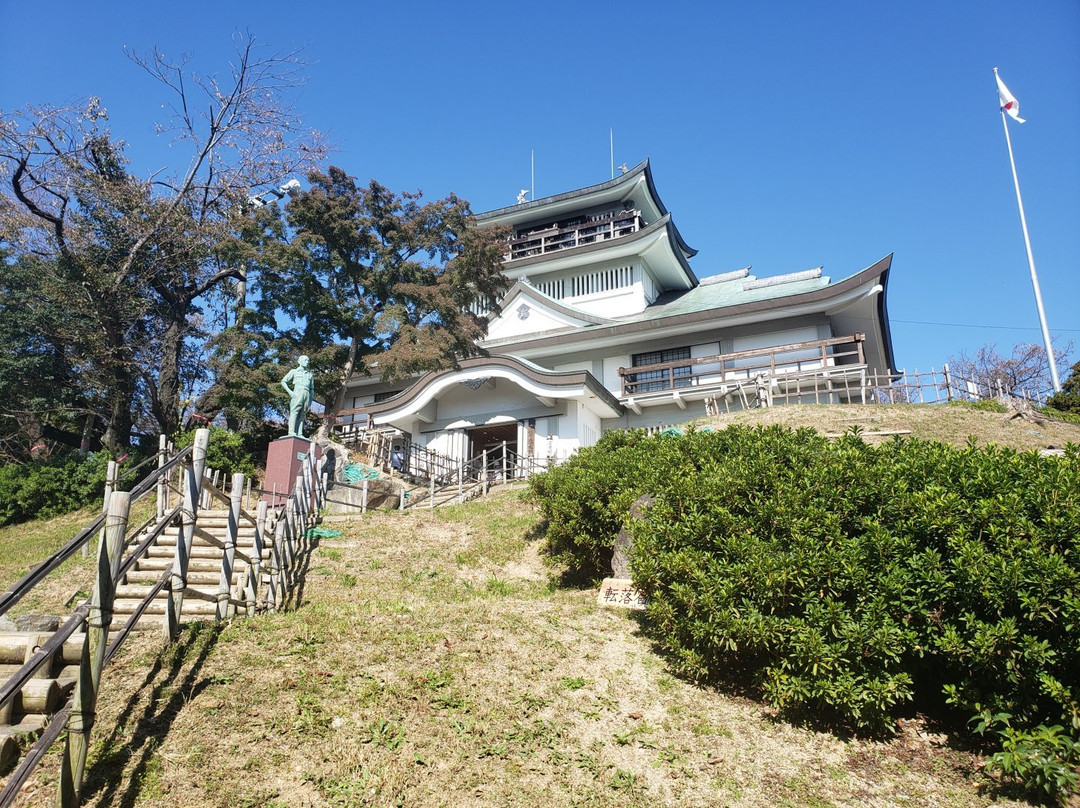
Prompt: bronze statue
<box><xmin>281</xmin><ymin>355</ymin><xmax>315</xmax><ymax>437</ymax></box>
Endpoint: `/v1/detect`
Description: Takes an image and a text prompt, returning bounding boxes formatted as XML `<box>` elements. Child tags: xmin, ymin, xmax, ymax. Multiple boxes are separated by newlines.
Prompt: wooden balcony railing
<box><xmin>505</xmin><ymin>210</ymin><xmax>644</xmax><ymax>261</ymax></box>
<box><xmin>618</xmin><ymin>334</ymin><xmax>866</xmax><ymax>397</ymax></box>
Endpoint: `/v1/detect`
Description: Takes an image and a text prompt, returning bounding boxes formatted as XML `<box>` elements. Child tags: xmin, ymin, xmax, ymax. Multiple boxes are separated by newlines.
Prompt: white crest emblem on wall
<box><xmin>518</xmin><ymin>304</ymin><xmax>531</xmax><ymax>320</ymax></box>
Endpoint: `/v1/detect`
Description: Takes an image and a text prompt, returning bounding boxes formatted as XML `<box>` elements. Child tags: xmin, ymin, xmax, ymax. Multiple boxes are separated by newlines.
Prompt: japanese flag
<box><xmin>995</xmin><ymin>71</ymin><xmax>1026</xmax><ymax>123</ymax></box>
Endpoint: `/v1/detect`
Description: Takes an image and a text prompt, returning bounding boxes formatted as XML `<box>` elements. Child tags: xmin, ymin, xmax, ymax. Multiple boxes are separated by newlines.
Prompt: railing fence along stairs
<box><xmin>0</xmin><ymin>428</ymin><xmax>327</xmax><ymax>807</ymax></box>
<box><xmin>332</xmin><ymin>423</ymin><xmax>547</xmax><ymax>510</ymax></box>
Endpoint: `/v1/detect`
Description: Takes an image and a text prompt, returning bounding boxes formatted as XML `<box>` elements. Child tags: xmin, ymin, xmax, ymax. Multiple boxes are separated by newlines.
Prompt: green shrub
<box><xmin>0</xmin><ymin>451</ymin><xmax>115</xmax><ymax>526</ymax></box>
<box><xmin>1040</xmin><ymin>406</ymin><xmax>1080</xmax><ymax>426</ymax></box>
<box><xmin>973</xmin><ymin>712</ymin><xmax>1080</xmax><ymax>799</ymax></box>
<box><xmin>531</xmin><ymin>426</ymin><xmax>1080</xmax><ymax>796</ymax></box>
<box><xmin>173</xmin><ymin>425</ymin><xmax>257</xmax><ymax>480</ymax></box>
<box><xmin>1046</xmin><ymin>360</ymin><xmax>1080</xmax><ymax>415</ymax></box>
<box><xmin>529</xmin><ymin>428</ymin><xmax>677</xmax><ymax>577</ymax></box>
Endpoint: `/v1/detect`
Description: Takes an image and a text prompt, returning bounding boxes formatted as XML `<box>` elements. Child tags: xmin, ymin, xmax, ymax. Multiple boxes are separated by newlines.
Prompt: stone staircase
<box><xmin>112</xmin><ymin>508</ymin><xmax>271</xmax><ymax>629</ymax></box>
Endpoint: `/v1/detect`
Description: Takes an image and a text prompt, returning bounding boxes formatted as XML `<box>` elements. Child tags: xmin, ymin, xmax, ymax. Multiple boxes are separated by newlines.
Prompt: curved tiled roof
<box><xmin>362</xmin><ymin>355</ymin><xmax>623</xmax><ymax>420</ymax></box>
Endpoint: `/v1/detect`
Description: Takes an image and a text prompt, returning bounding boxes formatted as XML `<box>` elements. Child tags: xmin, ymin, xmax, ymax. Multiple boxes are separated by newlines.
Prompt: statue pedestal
<box><xmin>264</xmin><ymin>436</ymin><xmax>321</xmax><ymax>507</ymax></box>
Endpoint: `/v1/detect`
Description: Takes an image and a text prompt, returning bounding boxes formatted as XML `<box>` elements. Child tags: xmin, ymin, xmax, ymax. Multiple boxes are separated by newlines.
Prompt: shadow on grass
<box><xmin>81</xmin><ymin>519</ymin><xmax>322</xmax><ymax>806</ymax></box>
<box><xmin>280</xmin><ymin>528</ymin><xmax>319</xmax><ymax>610</ymax></box>
<box><xmin>82</xmin><ymin>621</ymin><xmax>223</xmax><ymax>808</ymax></box>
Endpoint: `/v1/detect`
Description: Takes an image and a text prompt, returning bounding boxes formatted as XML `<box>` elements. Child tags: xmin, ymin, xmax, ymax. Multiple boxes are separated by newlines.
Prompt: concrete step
<box><xmin>123</xmin><ymin>568</ymin><xmax>263</xmax><ymax>586</ymax></box>
<box><xmin>140</xmin><ymin>545</ymin><xmax>270</xmax><ymax>561</ymax></box>
<box><xmin>113</xmin><ymin>596</ymin><xmax>220</xmax><ymax>617</ymax></box>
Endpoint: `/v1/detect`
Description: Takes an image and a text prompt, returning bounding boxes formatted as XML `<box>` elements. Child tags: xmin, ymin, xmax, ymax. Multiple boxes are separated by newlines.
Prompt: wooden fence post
<box><xmin>156</xmin><ymin>435</ymin><xmax>167</xmax><ymax>519</ymax></box>
<box><xmin>294</xmin><ymin>473</ymin><xmax>307</xmax><ymax>533</ymax></box>
<box><xmin>482</xmin><ymin>449</ymin><xmax>489</xmax><ymax>496</ymax></box>
<box><xmin>217</xmin><ymin>473</ymin><xmax>243</xmax><ymax>620</ymax></box>
<box><xmin>164</xmin><ymin>429</ymin><xmax>209</xmax><ymax>643</ymax></box>
<box><xmin>57</xmin><ymin>491</ymin><xmax>130</xmax><ymax>808</ymax></box>
<box><xmin>268</xmin><ymin>513</ymin><xmax>283</xmax><ymax>613</ymax></box>
<box><xmin>361</xmin><ymin>478</ymin><xmax>369</xmax><ymax>514</ymax></box>
<box><xmin>87</xmin><ymin>460</ymin><xmax>118</xmax><ymax>560</ymax></box>
<box><xmin>248</xmin><ymin>500</ymin><xmax>267</xmax><ymax>615</ymax></box>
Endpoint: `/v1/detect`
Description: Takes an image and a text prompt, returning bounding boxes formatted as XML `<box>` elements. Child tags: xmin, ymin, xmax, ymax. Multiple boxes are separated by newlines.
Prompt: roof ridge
<box><xmin>743</xmin><ymin>267</ymin><xmax>823</xmax><ymax>290</ymax></box>
<box><xmin>699</xmin><ymin>267</ymin><xmax>751</xmax><ymax>286</ymax></box>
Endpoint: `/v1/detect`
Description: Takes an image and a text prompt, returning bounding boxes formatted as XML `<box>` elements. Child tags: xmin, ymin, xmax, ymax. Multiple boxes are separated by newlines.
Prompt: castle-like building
<box><xmin>340</xmin><ymin>160</ymin><xmax>895</xmax><ymax>464</ymax></box>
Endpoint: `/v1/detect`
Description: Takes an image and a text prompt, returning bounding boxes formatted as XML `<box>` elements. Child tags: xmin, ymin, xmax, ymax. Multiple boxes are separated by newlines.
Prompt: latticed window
<box><xmin>630</xmin><ymin>347</ymin><xmax>692</xmax><ymax>393</ymax></box>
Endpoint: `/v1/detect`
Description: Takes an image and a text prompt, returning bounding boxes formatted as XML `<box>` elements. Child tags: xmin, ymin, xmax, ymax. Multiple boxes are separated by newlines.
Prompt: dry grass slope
<box><xmin>4</xmin><ymin>404</ymin><xmax>1076</xmax><ymax>806</ymax></box>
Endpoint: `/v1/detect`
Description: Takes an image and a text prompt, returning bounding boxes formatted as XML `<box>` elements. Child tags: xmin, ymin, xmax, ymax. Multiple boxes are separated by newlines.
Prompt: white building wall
<box><xmin>432</xmin><ymin>378</ymin><xmax>528</xmax><ymax>422</ymax></box>
<box><xmin>578</xmin><ymin>403</ymin><xmax>601</xmax><ymax>448</ymax></box>
<box><xmin>603</xmin><ymin>355</ymin><xmax>631</xmax><ymax>394</ymax></box>
<box><xmin>568</xmin><ymin>286</ymin><xmax>643</xmax><ymax>318</ymax></box>
<box><xmin>729</xmin><ymin>325</ymin><xmax>828</xmax><ymax>375</ymax></box>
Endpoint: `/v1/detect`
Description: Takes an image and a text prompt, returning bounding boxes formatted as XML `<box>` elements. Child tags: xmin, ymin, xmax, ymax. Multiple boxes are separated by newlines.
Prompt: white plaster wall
<box><xmin>602</xmin><ymin>402</ymin><xmax>708</xmax><ymax>433</ymax></box>
<box><xmin>578</xmin><ymin>403</ymin><xmax>602</xmax><ymax>448</ymax></box>
<box><xmin>567</xmin><ymin>285</ymin><xmax>644</xmax><ymax>318</ymax></box>
<box><xmin>730</xmin><ymin>325</ymin><xmax>827</xmax><ymax>375</ymax></box>
<box><xmin>433</xmin><ymin>378</ymin><xmax>534</xmax><ymax>422</ymax></box>
<box><xmin>553</xmin><ymin>361</ymin><xmax>590</xmax><ymax>374</ymax></box>
<box><xmin>603</xmin><ymin>355</ymin><xmax>631</xmax><ymax>394</ymax></box>
<box><xmin>426</xmin><ymin>429</ymin><xmax>468</xmax><ymax>461</ymax></box>
<box><xmin>549</xmin><ymin>403</ymin><xmax>579</xmax><ymax>460</ymax></box>
<box><xmin>487</xmin><ymin>298</ymin><xmax>583</xmax><ymax>340</ymax></box>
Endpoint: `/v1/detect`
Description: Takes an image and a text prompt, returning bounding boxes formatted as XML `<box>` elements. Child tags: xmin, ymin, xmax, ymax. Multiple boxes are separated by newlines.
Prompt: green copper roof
<box><xmin>618</xmin><ymin>268</ymin><xmax>831</xmax><ymax>324</ymax></box>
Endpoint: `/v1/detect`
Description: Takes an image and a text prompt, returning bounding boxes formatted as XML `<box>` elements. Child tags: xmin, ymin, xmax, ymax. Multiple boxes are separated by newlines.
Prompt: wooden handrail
<box><xmin>619</xmin><ymin>334</ymin><xmax>866</xmax><ymax>396</ymax></box>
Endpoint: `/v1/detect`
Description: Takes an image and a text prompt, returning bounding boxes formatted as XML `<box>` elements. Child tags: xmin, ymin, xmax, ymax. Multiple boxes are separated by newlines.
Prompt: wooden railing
<box><xmin>505</xmin><ymin>210</ymin><xmax>644</xmax><ymax>261</ymax></box>
<box><xmin>619</xmin><ymin>334</ymin><xmax>867</xmax><ymax>396</ymax></box>
<box><xmin>0</xmin><ymin>428</ymin><xmax>327</xmax><ymax>807</ymax></box>
<box><xmin>406</xmin><ymin>443</ymin><xmax>548</xmax><ymax>509</ymax></box>
<box><xmin>334</xmin><ymin>421</ymin><xmax>462</xmax><ymax>484</ymax></box>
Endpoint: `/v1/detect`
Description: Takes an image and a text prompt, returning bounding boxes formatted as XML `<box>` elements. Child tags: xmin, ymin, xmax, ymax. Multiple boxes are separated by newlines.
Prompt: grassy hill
<box><xmin>3</xmin><ymin>404</ymin><xmax>1077</xmax><ymax>807</ymax></box>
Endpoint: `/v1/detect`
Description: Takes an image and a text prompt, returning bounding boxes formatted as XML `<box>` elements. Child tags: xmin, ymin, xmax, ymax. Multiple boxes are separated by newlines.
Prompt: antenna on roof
<box><xmin>531</xmin><ymin>149</ymin><xmax>535</xmax><ymax>201</ymax></box>
<box><xmin>610</xmin><ymin>128</ymin><xmax>614</xmax><ymax>180</ymax></box>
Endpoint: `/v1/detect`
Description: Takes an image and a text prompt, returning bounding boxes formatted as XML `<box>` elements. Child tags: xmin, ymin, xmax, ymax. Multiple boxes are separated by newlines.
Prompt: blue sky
<box><xmin>2</xmin><ymin>0</ymin><xmax>1078</xmax><ymax>387</ymax></box>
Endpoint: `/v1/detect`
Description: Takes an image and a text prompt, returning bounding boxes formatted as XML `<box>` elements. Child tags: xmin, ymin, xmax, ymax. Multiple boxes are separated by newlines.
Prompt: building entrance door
<box><xmin>468</xmin><ymin>423</ymin><xmax>518</xmax><ymax>480</ymax></box>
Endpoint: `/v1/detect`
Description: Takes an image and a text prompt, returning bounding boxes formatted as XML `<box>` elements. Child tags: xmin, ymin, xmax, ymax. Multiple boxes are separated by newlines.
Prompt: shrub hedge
<box><xmin>0</xmin><ymin>451</ymin><xmax>115</xmax><ymax>526</ymax></box>
<box><xmin>530</xmin><ymin>425</ymin><xmax>1080</xmax><ymax>796</ymax></box>
<box><xmin>0</xmin><ymin>427</ymin><xmax>257</xmax><ymax>527</ymax></box>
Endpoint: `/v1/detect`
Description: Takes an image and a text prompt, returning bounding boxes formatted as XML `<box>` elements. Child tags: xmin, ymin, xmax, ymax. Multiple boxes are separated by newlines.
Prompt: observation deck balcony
<box><xmin>618</xmin><ymin>334</ymin><xmax>868</xmax><ymax>405</ymax></box>
<box><xmin>503</xmin><ymin>209</ymin><xmax>644</xmax><ymax>262</ymax></box>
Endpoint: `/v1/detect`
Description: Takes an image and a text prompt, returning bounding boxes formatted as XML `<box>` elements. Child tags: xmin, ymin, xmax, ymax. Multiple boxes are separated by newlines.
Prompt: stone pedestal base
<box><xmin>264</xmin><ymin>436</ymin><xmax>321</xmax><ymax>507</ymax></box>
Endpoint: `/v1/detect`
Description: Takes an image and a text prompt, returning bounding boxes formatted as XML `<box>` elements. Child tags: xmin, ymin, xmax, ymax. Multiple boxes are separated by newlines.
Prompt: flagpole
<box><xmin>996</xmin><ymin>78</ymin><xmax>1061</xmax><ymax>393</ymax></box>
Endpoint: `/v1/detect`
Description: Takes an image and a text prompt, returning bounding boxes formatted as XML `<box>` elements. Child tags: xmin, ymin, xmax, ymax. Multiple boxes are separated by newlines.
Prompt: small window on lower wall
<box><xmin>373</xmin><ymin>390</ymin><xmax>403</xmax><ymax>403</ymax></box>
<box><xmin>629</xmin><ymin>347</ymin><xmax>692</xmax><ymax>394</ymax></box>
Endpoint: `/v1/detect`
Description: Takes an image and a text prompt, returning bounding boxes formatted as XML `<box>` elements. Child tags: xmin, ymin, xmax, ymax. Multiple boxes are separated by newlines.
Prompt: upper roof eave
<box><xmin>475</xmin><ymin>159</ymin><xmax>697</xmax><ymax>260</ymax></box>
<box><xmin>501</xmin><ymin>213</ymin><xmax>698</xmax><ymax>287</ymax></box>
<box><xmin>476</xmin><ymin>159</ymin><xmax>653</xmax><ymax>222</ymax></box>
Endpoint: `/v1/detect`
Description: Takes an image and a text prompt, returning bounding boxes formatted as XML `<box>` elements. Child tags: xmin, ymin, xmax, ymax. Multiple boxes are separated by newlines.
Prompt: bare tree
<box><xmin>948</xmin><ymin>341</ymin><xmax>1072</xmax><ymax>401</ymax></box>
<box><xmin>0</xmin><ymin>34</ymin><xmax>326</xmax><ymax>450</ymax></box>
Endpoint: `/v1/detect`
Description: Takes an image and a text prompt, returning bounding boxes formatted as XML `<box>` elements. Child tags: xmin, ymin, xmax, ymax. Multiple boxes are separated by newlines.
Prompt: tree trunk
<box><xmin>152</xmin><ymin>305</ymin><xmax>189</xmax><ymax>439</ymax></box>
<box><xmin>330</xmin><ymin>331</ymin><xmax>361</xmax><ymax>421</ymax></box>
<box><xmin>100</xmin><ymin>375</ymin><xmax>135</xmax><ymax>454</ymax></box>
<box><xmin>98</xmin><ymin>310</ymin><xmax>137</xmax><ymax>454</ymax></box>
